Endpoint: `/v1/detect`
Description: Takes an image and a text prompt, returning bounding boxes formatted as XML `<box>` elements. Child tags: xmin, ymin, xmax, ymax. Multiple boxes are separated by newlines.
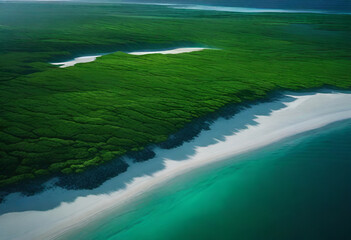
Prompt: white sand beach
<box><xmin>50</xmin><ymin>48</ymin><xmax>209</xmax><ymax>68</ymax></box>
<box><xmin>0</xmin><ymin>91</ymin><xmax>350</xmax><ymax>240</ymax></box>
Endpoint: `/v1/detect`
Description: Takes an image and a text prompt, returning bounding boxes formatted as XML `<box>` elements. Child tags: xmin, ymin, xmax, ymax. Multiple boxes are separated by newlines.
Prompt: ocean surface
<box><xmin>63</xmin><ymin>119</ymin><xmax>351</xmax><ymax>240</ymax></box>
<box><xmin>133</xmin><ymin>0</ymin><xmax>351</xmax><ymax>12</ymax></box>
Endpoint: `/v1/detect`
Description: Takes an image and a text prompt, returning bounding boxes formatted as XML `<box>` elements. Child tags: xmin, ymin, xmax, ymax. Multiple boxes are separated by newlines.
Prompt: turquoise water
<box><xmin>65</xmin><ymin>120</ymin><xmax>351</xmax><ymax>240</ymax></box>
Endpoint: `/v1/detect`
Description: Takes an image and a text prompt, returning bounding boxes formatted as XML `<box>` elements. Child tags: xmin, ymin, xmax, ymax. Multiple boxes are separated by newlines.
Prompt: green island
<box><xmin>0</xmin><ymin>2</ymin><xmax>350</xmax><ymax>188</ymax></box>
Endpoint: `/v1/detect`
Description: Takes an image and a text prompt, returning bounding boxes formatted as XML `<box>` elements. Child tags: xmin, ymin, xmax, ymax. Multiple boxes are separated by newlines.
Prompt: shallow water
<box><xmin>63</xmin><ymin>119</ymin><xmax>351</xmax><ymax>240</ymax></box>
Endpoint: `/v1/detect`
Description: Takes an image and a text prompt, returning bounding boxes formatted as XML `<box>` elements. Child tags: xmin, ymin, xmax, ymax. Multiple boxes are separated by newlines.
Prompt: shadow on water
<box><xmin>0</xmin><ymin>89</ymin><xmax>346</xmax><ymax>215</ymax></box>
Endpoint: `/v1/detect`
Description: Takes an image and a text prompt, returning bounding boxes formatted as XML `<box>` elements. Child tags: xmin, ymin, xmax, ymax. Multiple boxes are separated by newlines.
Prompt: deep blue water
<box><xmin>133</xmin><ymin>0</ymin><xmax>351</xmax><ymax>12</ymax></box>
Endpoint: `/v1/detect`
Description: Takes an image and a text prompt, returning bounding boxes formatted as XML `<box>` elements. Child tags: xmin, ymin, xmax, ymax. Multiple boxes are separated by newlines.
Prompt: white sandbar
<box><xmin>50</xmin><ymin>48</ymin><xmax>209</xmax><ymax>68</ymax></box>
<box><xmin>51</xmin><ymin>55</ymin><xmax>102</xmax><ymax>68</ymax></box>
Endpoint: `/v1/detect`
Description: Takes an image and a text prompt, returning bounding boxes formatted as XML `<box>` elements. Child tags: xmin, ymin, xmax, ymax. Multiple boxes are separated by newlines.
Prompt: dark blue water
<box><xmin>134</xmin><ymin>0</ymin><xmax>351</xmax><ymax>12</ymax></box>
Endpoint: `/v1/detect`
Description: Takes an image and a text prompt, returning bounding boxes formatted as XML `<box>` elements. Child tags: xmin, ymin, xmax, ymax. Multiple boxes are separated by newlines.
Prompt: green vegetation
<box><xmin>0</xmin><ymin>2</ymin><xmax>350</xmax><ymax>187</ymax></box>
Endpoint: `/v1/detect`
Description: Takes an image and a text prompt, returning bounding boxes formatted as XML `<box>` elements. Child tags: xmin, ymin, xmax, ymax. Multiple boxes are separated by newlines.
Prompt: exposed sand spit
<box><xmin>51</xmin><ymin>48</ymin><xmax>209</xmax><ymax>68</ymax></box>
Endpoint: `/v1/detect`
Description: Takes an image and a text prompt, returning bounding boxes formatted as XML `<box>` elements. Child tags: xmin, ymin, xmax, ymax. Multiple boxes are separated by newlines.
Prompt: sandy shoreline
<box><xmin>51</xmin><ymin>47</ymin><xmax>209</xmax><ymax>68</ymax></box>
<box><xmin>0</xmin><ymin>91</ymin><xmax>351</xmax><ymax>240</ymax></box>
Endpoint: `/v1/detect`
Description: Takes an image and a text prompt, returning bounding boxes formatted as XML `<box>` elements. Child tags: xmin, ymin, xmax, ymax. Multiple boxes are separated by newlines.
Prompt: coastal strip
<box><xmin>51</xmin><ymin>47</ymin><xmax>209</xmax><ymax>68</ymax></box>
<box><xmin>0</xmin><ymin>91</ymin><xmax>350</xmax><ymax>240</ymax></box>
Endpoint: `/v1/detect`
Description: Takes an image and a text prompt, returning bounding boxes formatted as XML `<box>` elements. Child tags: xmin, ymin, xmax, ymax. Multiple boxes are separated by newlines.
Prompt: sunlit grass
<box><xmin>0</xmin><ymin>2</ymin><xmax>350</xmax><ymax>187</ymax></box>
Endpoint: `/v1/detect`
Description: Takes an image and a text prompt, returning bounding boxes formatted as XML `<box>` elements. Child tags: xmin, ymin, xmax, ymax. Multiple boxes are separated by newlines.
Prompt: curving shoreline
<box><xmin>0</xmin><ymin>90</ymin><xmax>351</xmax><ymax>240</ymax></box>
